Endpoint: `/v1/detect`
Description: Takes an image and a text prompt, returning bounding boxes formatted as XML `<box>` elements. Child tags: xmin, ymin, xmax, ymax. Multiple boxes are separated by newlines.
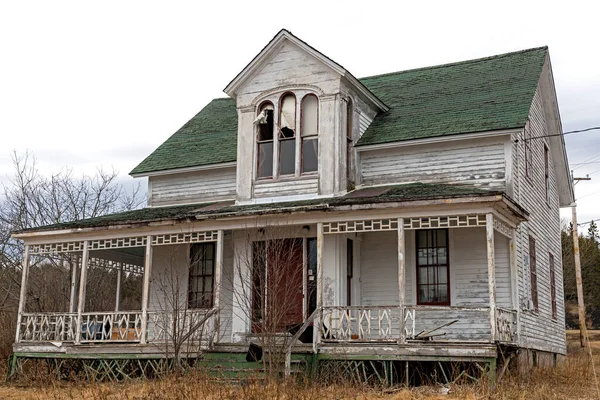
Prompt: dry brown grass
<box><xmin>1</xmin><ymin>331</ymin><xmax>598</xmax><ymax>400</ymax></box>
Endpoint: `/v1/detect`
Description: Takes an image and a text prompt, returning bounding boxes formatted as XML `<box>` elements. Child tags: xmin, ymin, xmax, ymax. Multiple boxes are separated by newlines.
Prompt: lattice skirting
<box><xmin>316</xmin><ymin>359</ymin><xmax>496</xmax><ymax>386</ymax></box>
<box><xmin>7</xmin><ymin>355</ymin><xmax>199</xmax><ymax>382</ymax></box>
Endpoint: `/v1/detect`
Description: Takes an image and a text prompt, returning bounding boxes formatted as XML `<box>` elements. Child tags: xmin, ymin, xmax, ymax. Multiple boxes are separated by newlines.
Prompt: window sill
<box><xmin>255</xmin><ymin>174</ymin><xmax>318</xmax><ymax>184</ymax></box>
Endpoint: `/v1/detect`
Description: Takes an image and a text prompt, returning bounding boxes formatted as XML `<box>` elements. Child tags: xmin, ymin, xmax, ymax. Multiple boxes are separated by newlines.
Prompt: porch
<box><xmin>13</xmin><ymin>211</ymin><xmax>520</xmax><ymax>353</ymax></box>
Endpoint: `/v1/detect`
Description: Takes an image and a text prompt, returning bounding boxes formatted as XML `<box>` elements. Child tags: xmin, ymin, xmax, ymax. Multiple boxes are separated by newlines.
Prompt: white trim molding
<box><xmin>130</xmin><ymin>162</ymin><xmax>236</xmax><ymax>178</ymax></box>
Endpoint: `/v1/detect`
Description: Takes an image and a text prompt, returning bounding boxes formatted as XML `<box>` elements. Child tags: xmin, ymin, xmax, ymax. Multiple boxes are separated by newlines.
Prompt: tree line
<box><xmin>0</xmin><ymin>152</ymin><xmax>145</xmax><ymax>359</ymax></box>
<box><xmin>562</xmin><ymin>220</ymin><xmax>600</xmax><ymax>328</ymax></box>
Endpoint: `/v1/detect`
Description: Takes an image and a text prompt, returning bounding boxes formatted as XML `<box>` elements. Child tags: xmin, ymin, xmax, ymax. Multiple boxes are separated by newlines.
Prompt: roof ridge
<box><xmin>359</xmin><ymin>46</ymin><xmax>548</xmax><ymax>80</ymax></box>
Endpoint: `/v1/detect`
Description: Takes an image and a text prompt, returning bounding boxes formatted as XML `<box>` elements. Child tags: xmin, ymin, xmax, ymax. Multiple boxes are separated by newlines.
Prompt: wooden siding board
<box><xmin>361</xmin><ymin>140</ymin><xmax>506</xmax><ymax>190</ymax></box>
<box><xmin>149</xmin><ymin>168</ymin><xmax>236</xmax><ymax>206</ymax></box>
<box><xmin>512</xmin><ymin>82</ymin><xmax>566</xmax><ymax>354</ymax></box>
<box><xmin>253</xmin><ymin>178</ymin><xmax>319</xmax><ymax>198</ymax></box>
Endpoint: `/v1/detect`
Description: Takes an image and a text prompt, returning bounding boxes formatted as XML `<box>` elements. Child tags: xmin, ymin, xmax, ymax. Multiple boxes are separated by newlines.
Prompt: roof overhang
<box><xmin>539</xmin><ymin>53</ymin><xmax>575</xmax><ymax>207</ymax></box>
<box><xmin>130</xmin><ymin>161</ymin><xmax>236</xmax><ymax>178</ymax></box>
<box><xmin>223</xmin><ymin>29</ymin><xmax>389</xmax><ymax>112</ymax></box>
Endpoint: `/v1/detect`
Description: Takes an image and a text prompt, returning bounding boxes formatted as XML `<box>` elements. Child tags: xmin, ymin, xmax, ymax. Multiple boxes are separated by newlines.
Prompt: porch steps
<box><xmin>198</xmin><ymin>350</ymin><xmax>314</xmax><ymax>382</ymax></box>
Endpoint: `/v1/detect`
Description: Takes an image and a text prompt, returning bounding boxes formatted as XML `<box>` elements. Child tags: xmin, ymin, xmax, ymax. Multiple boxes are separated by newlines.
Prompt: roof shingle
<box><xmin>130</xmin><ymin>47</ymin><xmax>548</xmax><ymax>174</ymax></box>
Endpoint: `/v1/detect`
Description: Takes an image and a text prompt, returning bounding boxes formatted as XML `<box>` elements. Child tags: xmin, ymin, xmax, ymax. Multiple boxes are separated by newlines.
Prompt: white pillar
<box><xmin>75</xmin><ymin>241</ymin><xmax>90</xmax><ymax>344</ymax></box>
<box><xmin>140</xmin><ymin>236</ymin><xmax>153</xmax><ymax>344</ymax></box>
<box><xmin>115</xmin><ymin>263</ymin><xmax>122</xmax><ymax>313</ymax></box>
<box><xmin>397</xmin><ymin>218</ymin><xmax>406</xmax><ymax>342</ymax></box>
<box><xmin>316</xmin><ymin>222</ymin><xmax>324</xmax><ymax>346</ymax></box>
<box><xmin>15</xmin><ymin>245</ymin><xmax>31</xmax><ymax>343</ymax></box>
<box><xmin>68</xmin><ymin>254</ymin><xmax>79</xmax><ymax>313</ymax></box>
<box><xmin>486</xmin><ymin>214</ymin><xmax>497</xmax><ymax>341</ymax></box>
<box><xmin>213</xmin><ymin>230</ymin><xmax>224</xmax><ymax>344</ymax></box>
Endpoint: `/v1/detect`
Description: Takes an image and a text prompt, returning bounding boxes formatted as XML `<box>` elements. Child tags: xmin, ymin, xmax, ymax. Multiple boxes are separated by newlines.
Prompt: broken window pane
<box><xmin>279</xmin><ymin>94</ymin><xmax>296</xmax><ymax>134</ymax></box>
<box><xmin>279</xmin><ymin>139</ymin><xmax>295</xmax><ymax>175</ymax></box>
<box><xmin>301</xmin><ymin>95</ymin><xmax>318</xmax><ymax>137</ymax></box>
<box><xmin>302</xmin><ymin>138</ymin><xmax>318</xmax><ymax>173</ymax></box>
<box><xmin>258</xmin><ymin>142</ymin><xmax>273</xmax><ymax>178</ymax></box>
<box><xmin>257</xmin><ymin>103</ymin><xmax>274</xmax><ymax>141</ymax></box>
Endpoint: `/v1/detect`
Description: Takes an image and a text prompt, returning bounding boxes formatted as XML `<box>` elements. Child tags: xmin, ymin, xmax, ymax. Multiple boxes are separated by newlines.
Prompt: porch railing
<box><xmin>17</xmin><ymin>309</ymin><xmax>215</xmax><ymax>344</ymax></box>
<box><xmin>320</xmin><ymin>306</ymin><xmax>415</xmax><ymax>342</ymax></box>
<box><xmin>19</xmin><ymin>312</ymin><xmax>78</xmax><ymax>342</ymax></box>
<box><xmin>495</xmin><ymin>307</ymin><xmax>517</xmax><ymax>343</ymax></box>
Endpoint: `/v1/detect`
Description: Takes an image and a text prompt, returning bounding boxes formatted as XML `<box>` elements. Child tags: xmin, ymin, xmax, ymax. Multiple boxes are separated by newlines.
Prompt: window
<box><xmin>278</xmin><ymin>94</ymin><xmax>296</xmax><ymax>175</ymax></box>
<box><xmin>346</xmin><ymin>239</ymin><xmax>353</xmax><ymax>306</ymax></box>
<box><xmin>524</xmin><ymin>122</ymin><xmax>533</xmax><ymax>180</ymax></box>
<box><xmin>416</xmin><ymin>229</ymin><xmax>450</xmax><ymax>305</ymax></box>
<box><xmin>188</xmin><ymin>243</ymin><xmax>215</xmax><ymax>309</ymax></box>
<box><xmin>256</xmin><ymin>102</ymin><xmax>274</xmax><ymax>178</ymax></box>
<box><xmin>346</xmin><ymin>98</ymin><xmax>354</xmax><ymax>190</ymax></box>
<box><xmin>301</xmin><ymin>94</ymin><xmax>318</xmax><ymax>173</ymax></box>
<box><xmin>255</xmin><ymin>92</ymin><xmax>319</xmax><ymax>179</ymax></box>
<box><xmin>544</xmin><ymin>145</ymin><xmax>550</xmax><ymax>203</ymax></box>
<box><xmin>529</xmin><ymin>236</ymin><xmax>538</xmax><ymax>311</ymax></box>
<box><xmin>550</xmin><ymin>253</ymin><xmax>557</xmax><ymax>319</ymax></box>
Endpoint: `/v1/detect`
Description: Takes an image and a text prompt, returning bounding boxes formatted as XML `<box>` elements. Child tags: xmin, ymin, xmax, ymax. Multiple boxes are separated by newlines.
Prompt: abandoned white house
<box><xmin>10</xmin><ymin>30</ymin><xmax>573</xmax><ymax>383</ymax></box>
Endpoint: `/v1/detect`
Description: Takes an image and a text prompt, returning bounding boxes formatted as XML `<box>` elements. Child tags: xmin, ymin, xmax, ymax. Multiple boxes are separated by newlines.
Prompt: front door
<box><xmin>252</xmin><ymin>238</ymin><xmax>304</xmax><ymax>332</ymax></box>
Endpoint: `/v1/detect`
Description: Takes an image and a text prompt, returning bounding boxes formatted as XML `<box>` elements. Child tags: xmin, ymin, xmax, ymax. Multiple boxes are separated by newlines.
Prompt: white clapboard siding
<box><xmin>358</xmin><ymin>112</ymin><xmax>373</xmax><ymax>136</ymax></box>
<box><xmin>237</xmin><ymin>41</ymin><xmax>340</xmax><ymax>105</ymax></box>
<box><xmin>451</xmin><ymin>228</ymin><xmax>490</xmax><ymax>307</ymax></box>
<box><xmin>253</xmin><ymin>178</ymin><xmax>319</xmax><ymax>198</ymax></box>
<box><xmin>512</xmin><ymin>81</ymin><xmax>566</xmax><ymax>354</ymax></box>
<box><xmin>149</xmin><ymin>167</ymin><xmax>236</xmax><ymax>206</ymax></box>
<box><xmin>361</xmin><ymin>141</ymin><xmax>506</xmax><ymax>190</ymax></box>
<box><xmin>495</xmin><ymin>233</ymin><xmax>512</xmax><ymax>308</ymax></box>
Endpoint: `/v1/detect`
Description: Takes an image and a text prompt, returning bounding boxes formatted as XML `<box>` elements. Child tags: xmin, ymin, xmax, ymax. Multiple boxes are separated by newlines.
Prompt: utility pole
<box><xmin>572</xmin><ymin>174</ymin><xmax>591</xmax><ymax>348</ymax></box>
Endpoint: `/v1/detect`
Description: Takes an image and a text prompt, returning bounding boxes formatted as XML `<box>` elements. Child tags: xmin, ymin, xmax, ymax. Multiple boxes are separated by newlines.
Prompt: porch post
<box><xmin>397</xmin><ymin>218</ymin><xmax>406</xmax><ymax>343</ymax></box>
<box><xmin>213</xmin><ymin>230</ymin><xmax>224</xmax><ymax>344</ymax></box>
<box><xmin>114</xmin><ymin>263</ymin><xmax>122</xmax><ymax>313</ymax></box>
<box><xmin>15</xmin><ymin>245</ymin><xmax>31</xmax><ymax>343</ymax></box>
<box><xmin>75</xmin><ymin>240</ymin><xmax>90</xmax><ymax>344</ymax></box>
<box><xmin>68</xmin><ymin>254</ymin><xmax>79</xmax><ymax>313</ymax></box>
<box><xmin>486</xmin><ymin>214</ymin><xmax>497</xmax><ymax>342</ymax></box>
<box><xmin>316</xmin><ymin>222</ymin><xmax>323</xmax><ymax>346</ymax></box>
<box><xmin>140</xmin><ymin>235</ymin><xmax>153</xmax><ymax>344</ymax></box>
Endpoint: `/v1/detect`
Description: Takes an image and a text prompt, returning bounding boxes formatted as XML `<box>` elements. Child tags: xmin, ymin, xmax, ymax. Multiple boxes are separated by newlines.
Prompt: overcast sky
<box><xmin>1</xmin><ymin>1</ymin><xmax>598</xmax><ymax>228</ymax></box>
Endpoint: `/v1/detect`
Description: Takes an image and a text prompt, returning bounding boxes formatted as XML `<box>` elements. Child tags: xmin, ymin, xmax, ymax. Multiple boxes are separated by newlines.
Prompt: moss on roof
<box><xmin>130</xmin><ymin>47</ymin><xmax>548</xmax><ymax>174</ymax></box>
<box><xmin>130</xmin><ymin>98</ymin><xmax>237</xmax><ymax>175</ymax></box>
<box><xmin>16</xmin><ymin>183</ymin><xmax>498</xmax><ymax>234</ymax></box>
<box><xmin>357</xmin><ymin>47</ymin><xmax>547</xmax><ymax>146</ymax></box>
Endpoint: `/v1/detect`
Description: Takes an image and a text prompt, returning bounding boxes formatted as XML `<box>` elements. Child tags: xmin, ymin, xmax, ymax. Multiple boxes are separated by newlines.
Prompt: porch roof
<box><xmin>13</xmin><ymin>183</ymin><xmax>525</xmax><ymax>235</ymax></box>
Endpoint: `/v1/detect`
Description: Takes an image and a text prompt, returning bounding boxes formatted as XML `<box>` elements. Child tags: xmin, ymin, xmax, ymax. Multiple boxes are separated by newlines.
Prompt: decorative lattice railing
<box><xmin>320</xmin><ymin>306</ymin><xmax>415</xmax><ymax>342</ymax></box>
<box><xmin>495</xmin><ymin>307</ymin><xmax>517</xmax><ymax>343</ymax></box>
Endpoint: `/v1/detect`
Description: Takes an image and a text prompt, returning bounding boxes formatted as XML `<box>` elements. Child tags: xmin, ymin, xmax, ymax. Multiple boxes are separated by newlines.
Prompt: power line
<box><xmin>514</xmin><ymin>126</ymin><xmax>600</xmax><ymax>142</ymax></box>
<box><xmin>578</xmin><ymin>218</ymin><xmax>600</xmax><ymax>226</ymax></box>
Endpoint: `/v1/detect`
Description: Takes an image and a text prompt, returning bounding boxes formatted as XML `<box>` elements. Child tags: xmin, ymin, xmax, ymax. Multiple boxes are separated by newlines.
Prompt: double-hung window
<box><xmin>188</xmin><ymin>243</ymin><xmax>216</xmax><ymax>309</ymax></box>
<box><xmin>416</xmin><ymin>229</ymin><xmax>450</xmax><ymax>305</ymax></box>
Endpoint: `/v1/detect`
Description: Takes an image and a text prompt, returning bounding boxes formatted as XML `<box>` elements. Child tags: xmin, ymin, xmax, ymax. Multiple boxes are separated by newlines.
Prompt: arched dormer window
<box><xmin>255</xmin><ymin>91</ymin><xmax>319</xmax><ymax>179</ymax></box>
<box><xmin>256</xmin><ymin>102</ymin><xmax>274</xmax><ymax>178</ymax></box>
<box><xmin>301</xmin><ymin>94</ymin><xmax>318</xmax><ymax>173</ymax></box>
<box><xmin>278</xmin><ymin>93</ymin><xmax>296</xmax><ymax>176</ymax></box>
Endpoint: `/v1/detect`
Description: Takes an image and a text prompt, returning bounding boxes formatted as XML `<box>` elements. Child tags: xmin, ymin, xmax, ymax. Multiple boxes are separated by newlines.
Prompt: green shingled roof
<box><xmin>130</xmin><ymin>98</ymin><xmax>237</xmax><ymax>175</ymax></box>
<box><xmin>16</xmin><ymin>183</ymin><xmax>500</xmax><ymax>233</ymax></box>
<box><xmin>130</xmin><ymin>47</ymin><xmax>547</xmax><ymax>174</ymax></box>
<box><xmin>357</xmin><ymin>47</ymin><xmax>547</xmax><ymax>146</ymax></box>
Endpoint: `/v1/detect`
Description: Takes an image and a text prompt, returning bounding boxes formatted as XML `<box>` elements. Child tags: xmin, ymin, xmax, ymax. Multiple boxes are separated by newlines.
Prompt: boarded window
<box><xmin>544</xmin><ymin>145</ymin><xmax>550</xmax><ymax>203</ymax></box>
<box><xmin>188</xmin><ymin>243</ymin><xmax>215</xmax><ymax>309</ymax></box>
<box><xmin>550</xmin><ymin>253</ymin><xmax>557</xmax><ymax>319</ymax></box>
<box><xmin>416</xmin><ymin>229</ymin><xmax>450</xmax><ymax>305</ymax></box>
<box><xmin>257</xmin><ymin>102</ymin><xmax>274</xmax><ymax>178</ymax></box>
<box><xmin>524</xmin><ymin>122</ymin><xmax>533</xmax><ymax>179</ymax></box>
<box><xmin>301</xmin><ymin>95</ymin><xmax>318</xmax><ymax>173</ymax></box>
<box><xmin>529</xmin><ymin>236</ymin><xmax>538</xmax><ymax>311</ymax></box>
